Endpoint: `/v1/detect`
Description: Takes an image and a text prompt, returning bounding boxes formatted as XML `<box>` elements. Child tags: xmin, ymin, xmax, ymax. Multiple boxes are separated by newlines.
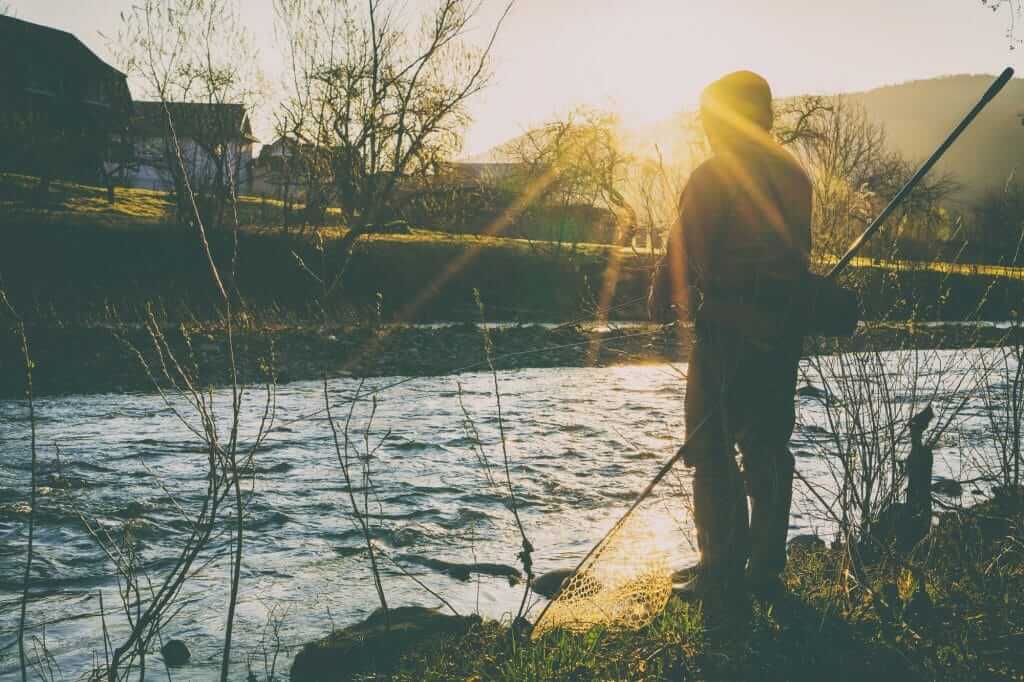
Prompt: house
<box><xmin>127</xmin><ymin>101</ymin><xmax>258</xmax><ymax>194</ymax></box>
<box><xmin>0</xmin><ymin>15</ymin><xmax>132</xmax><ymax>182</ymax></box>
<box><xmin>251</xmin><ymin>136</ymin><xmax>312</xmax><ymax>201</ymax></box>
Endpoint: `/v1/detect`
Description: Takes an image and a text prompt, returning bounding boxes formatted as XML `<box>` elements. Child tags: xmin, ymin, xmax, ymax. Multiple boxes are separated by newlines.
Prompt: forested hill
<box><xmin>846</xmin><ymin>74</ymin><xmax>1024</xmax><ymax>202</ymax></box>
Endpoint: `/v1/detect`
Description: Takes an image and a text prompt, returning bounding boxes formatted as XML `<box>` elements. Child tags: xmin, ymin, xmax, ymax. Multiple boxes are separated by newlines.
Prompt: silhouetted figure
<box><xmin>872</xmin><ymin>405</ymin><xmax>935</xmax><ymax>551</ymax></box>
<box><xmin>906</xmin><ymin>405</ymin><xmax>935</xmax><ymax>544</ymax></box>
<box><xmin>651</xmin><ymin>71</ymin><xmax>812</xmax><ymax>606</ymax></box>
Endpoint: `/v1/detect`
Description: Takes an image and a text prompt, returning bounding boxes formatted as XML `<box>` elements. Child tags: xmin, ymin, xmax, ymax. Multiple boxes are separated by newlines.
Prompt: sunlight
<box><xmin>3</xmin><ymin>1</ymin><xmax>1022</xmax><ymax>679</ymax></box>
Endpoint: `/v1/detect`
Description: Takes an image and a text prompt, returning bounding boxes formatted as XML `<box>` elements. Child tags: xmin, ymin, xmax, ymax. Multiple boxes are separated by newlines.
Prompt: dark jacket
<box><xmin>652</xmin><ymin>142</ymin><xmax>812</xmax><ymax>342</ymax></box>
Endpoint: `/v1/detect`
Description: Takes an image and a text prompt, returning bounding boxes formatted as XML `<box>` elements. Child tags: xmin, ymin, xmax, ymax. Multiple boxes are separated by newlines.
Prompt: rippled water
<box><xmin>0</xmin><ymin>351</ymin><xmax>1008</xmax><ymax>680</ymax></box>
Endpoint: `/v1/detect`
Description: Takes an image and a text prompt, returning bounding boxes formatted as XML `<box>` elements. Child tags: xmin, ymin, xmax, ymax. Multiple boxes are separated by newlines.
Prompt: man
<box><xmin>651</xmin><ymin>71</ymin><xmax>811</xmax><ymax>607</ymax></box>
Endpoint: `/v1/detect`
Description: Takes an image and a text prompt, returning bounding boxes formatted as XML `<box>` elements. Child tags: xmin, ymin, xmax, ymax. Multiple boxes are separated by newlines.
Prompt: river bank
<box><xmin>2</xmin><ymin>321</ymin><xmax>1020</xmax><ymax>399</ymax></box>
<box><xmin>290</xmin><ymin>492</ymin><xmax>1024</xmax><ymax>681</ymax></box>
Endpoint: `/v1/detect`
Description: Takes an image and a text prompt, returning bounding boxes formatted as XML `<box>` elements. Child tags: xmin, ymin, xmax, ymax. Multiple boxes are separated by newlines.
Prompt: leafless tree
<box><xmin>61</xmin><ymin>45</ymin><xmax>280</xmax><ymax>677</ymax></box>
<box><xmin>778</xmin><ymin>95</ymin><xmax>957</xmax><ymax>259</ymax></box>
<box><xmin>502</xmin><ymin>107</ymin><xmax>631</xmax><ymax>249</ymax></box>
<box><xmin>273</xmin><ymin>0</ymin><xmax>512</xmax><ymax>285</ymax></box>
<box><xmin>115</xmin><ymin>0</ymin><xmax>265</xmax><ymax>226</ymax></box>
<box><xmin>620</xmin><ymin>150</ymin><xmax>684</xmax><ymax>261</ymax></box>
<box><xmin>1</xmin><ymin>291</ymin><xmax>37</xmax><ymax>682</ymax></box>
<box><xmin>972</xmin><ymin>180</ymin><xmax>1024</xmax><ymax>264</ymax></box>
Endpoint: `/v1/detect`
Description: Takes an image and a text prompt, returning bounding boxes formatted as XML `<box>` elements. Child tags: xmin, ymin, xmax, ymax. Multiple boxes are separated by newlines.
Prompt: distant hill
<box><xmin>472</xmin><ymin>74</ymin><xmax>1024</xmax><ymax>204</ymax></box>
<box><xmin>845</xmin><ymin>74</ymin><xmax>1024</xmax><ymax>203</ymax></box>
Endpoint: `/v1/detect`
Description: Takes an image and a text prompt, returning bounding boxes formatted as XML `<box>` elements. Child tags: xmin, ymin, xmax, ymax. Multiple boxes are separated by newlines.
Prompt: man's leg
<box><xmin>743</xmin><ymin>444</ymin><xmax>794</xmax><ymax>583</ymax></box>
<box><xmin>684</xmin><ymin>339</ymin><xmax>750</xmax><ymax>588</ymax></box>
<box><xmin>737</xmin><ymin>343</ymin><xmax>800</xmax><ymax>591</ymax></box>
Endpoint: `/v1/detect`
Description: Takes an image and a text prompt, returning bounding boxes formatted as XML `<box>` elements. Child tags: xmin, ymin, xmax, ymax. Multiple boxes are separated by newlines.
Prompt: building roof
<box><xmin>132</xmin><ymin>101</ymin><xmax>258</xmax><ymax>144</ymax></box>
<box><xmin>0</xmin><ymin>15</ymin><xmax>126</xmax><ymax>80</ymax></box>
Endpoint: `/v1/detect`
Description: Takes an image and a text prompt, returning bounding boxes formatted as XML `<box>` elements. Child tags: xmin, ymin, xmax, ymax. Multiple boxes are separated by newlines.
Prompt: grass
<box><xmin>3</xmin><ymin>173</ymin><xmax>1024</xmax><ymax>329</ymax></box>
<box><xmin>830</xmin><ymin>254</ymin><xmax>1024</xmax><ymax>283</ymax></box>
<box><xmin>5</xmin><ymin>173</ymin><xmax>1023</xmax><ymax>277</ymax></box>
<box><xmin>0</xmin><ymin>173</ymin><xmax>644</xmax><ymax>325</ymax></box>
<box><xmin>0</xmin><ymin>173</ymin><xmax>615</xmax><ymax>255</ymax></box>
<box><xmin>0</xmin><ymin>172</ymin><xmax>346</xmax><ymax>228</ymax></box>
<box><xmin>304</xmin><ymin>496</ymin><xmax>1023</xmax><ymax>681</ymax></box>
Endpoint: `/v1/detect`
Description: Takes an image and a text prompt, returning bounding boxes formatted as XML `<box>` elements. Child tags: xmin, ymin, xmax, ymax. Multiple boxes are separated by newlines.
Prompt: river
<box><xmin>0</xmin><ymin>348</ymin><xmax>1009</xmax><ymax>680</ymax></box>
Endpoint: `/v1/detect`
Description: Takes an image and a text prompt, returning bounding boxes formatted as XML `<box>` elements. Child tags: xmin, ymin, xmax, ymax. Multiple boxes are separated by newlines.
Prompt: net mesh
<box><xmin>532</xmin><ymin>490</ymin><xmax>696</xmax><ymax>638</ymax></box>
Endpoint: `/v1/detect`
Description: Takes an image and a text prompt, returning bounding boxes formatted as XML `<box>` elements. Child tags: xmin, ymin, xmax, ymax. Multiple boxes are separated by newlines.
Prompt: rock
<box><xmin>161</xmin><ymin>639</ymin><xmax>190</xmax><ymax>666</ymax></box>
<box><xmin>670</xmin><ymin>564</ymin><xmax>700</xmax><ymax>584</ymax></box>
<box><xmin>290</xmin><ymin>606</ymin><xmax>480</xmax><ymax>681</ymax></box>
<box><xmin>531</xmin><ymin>568</ymin><xmax>575</xmax><ymax>598</ymax></box>
<box><xmin>788</xmin><ymin>534</ymin><xmax>826</xmax><ymax>554</ymax></box>
<box><xmin>117</xmin><ymin>500</ymin><xmax>151</xmax><ymax>518</ymax></box>
<box><xmin>369</xmin><ymin>219</ymin><xmax>412</xmax><ymax>235</ymax></box>
<box><xmin>45</xmin><ymin>473</ymin><xmax>86</xmax><ymax>490</ymax></box>
<box><xmin>398</xmin><ymin>555</ymin><xmax>522</xmax><ymax>584</ymax></box>
<box><xmin>931</xmin><ymin>478</ymin><xmax>963</xmax><ymax>497</ymax></box>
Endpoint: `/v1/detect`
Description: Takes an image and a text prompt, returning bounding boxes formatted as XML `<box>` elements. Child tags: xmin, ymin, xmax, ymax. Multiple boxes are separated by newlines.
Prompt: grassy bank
<box><xmin>3</xmin><ymin>174</ymin><xmax>1024</xmax><ymax>326</ymax></box>
<box><xmin>291</xmin><ymin>494</ymin><xmax>1024</xmax><ymax>681</ymax></box>
<box><xmin>1</xmin><ymin>174</ymin><xmax>640</xmax><ymax>324</ymax></box>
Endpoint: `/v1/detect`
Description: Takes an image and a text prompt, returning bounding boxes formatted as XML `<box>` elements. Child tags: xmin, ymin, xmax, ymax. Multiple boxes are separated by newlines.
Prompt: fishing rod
<box><xmin>533</xmin><ymin>66</ymin><xmax>1015</xmax><ymax>629</ymax></box>
<box><xmin>829</xmin><ymin>66</ymin><xmax>1015</xmax><ymax>278</ymax></box>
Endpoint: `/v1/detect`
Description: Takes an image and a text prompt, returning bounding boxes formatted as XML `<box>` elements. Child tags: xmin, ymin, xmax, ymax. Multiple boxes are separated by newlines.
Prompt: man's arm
<box><xmin>649</xmin><ymin>166</ymin><xmax>720</xmax><ymax>322</ymax></box>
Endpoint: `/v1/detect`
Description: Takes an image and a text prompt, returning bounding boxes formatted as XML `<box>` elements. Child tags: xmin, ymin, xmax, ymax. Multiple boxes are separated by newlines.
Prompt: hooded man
<box><xmin>651</xmin><ymin>70</ymin><xmax>811</xmax><ymax>608</ymax></box>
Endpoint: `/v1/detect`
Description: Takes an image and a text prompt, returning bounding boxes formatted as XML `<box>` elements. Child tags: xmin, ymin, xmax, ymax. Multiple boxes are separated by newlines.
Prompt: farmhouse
<box><xmin>126</xmin><ymin>101</ymin><xmax>258</xmax><ymax>194</ymax></box>
<box><xmin>251</xmin><ymin>136</ymin><xmax>314</xmax><ymax>201</ymax></box>
<box><xmin>0</xmin><ymin>15</ymin><xmax>132</xmax><ymax>182</ymax></box>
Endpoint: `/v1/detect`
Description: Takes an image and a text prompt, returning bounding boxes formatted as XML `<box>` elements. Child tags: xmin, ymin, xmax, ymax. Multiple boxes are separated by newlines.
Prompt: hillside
<box><xmin>848</xmin><ymin>74</ymin><xmax>1024</xmax><ymax>202</ymax></box>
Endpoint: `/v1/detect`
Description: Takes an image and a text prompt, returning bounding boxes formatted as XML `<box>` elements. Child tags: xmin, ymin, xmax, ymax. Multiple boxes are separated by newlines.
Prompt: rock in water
<box><xmin>397</xmin><ymin>555</ymin><xmax>522</xmax><ymax>584</ymax></box>
<box><xmin>290</xmin><ymin>606</ymin><xmax>480</xmax><ymax>681</ymax></box>
<box><xmin>532</xmin><ymin>568</ymin><xmax>575</xmax><ymax>599</ymax></box>
<box><xmin>161</xmin><ymin>639</ymin><xmax>190</xmax><ymax>666</ymax></box>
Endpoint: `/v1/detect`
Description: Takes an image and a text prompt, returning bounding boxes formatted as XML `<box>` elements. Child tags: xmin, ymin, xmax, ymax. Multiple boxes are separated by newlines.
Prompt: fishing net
<box><xmin>532</xmin><ymin>487</ymin><xmax>697</xmax><ymax>638</ymax></box>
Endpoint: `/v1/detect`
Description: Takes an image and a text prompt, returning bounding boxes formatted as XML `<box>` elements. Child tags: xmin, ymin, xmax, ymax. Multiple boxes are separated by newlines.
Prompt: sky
<box><xmin>6</xmin><ymin>0</ymin><xmax>1022</xmax><ymax>156</ymax></box>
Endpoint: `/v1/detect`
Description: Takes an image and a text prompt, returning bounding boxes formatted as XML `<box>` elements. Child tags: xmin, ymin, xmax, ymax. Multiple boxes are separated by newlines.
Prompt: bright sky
<box><xmin>7</xmin><ymin>0</ymin><xmax>1022</xmax><ymax>155</ymax></box>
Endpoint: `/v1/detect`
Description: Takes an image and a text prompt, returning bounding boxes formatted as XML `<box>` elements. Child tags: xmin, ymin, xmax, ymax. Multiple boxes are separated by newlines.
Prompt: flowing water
<box><xmin>0</xmin><ymin>349</ymin><xmax>1011</xmax><ymax>680</ymax></box>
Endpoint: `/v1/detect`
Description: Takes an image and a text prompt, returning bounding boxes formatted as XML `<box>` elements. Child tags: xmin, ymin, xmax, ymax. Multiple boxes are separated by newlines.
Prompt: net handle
<box><xmin>532</xmin><ymin>67</ymin><xmax>1013</xmax><ymax>632</ymax></box>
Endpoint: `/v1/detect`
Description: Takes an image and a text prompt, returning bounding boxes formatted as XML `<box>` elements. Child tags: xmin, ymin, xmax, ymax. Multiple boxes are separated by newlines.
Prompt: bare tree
<box><xmin>777</xmin><ymin>95</ymin><xmax>958</xmax><ymax>259</ymax></box>
<box><xmin>502</xmin><ymin>107</ymin><xmax>631</xmax><ymax>248</ymax></box>
<box><xmin>619</xmin><ymin>151</ymin><xmax>685</xmax><ymax>261</ymax></box>
<box><xmin>973</xmin><ymin>180</ymin><xmax>1024</xmax><ymax>264</ymax></box>
<box><xmin>115</xmin><ymin>0</ymin><xmax>264</xmax><ymax>226</ymax></box>
<box><xmin>274</xmin><ymin>0</ymin><xmax>512</xmax><ymax>285</ymax></box>
<box><xmin>1</xmin><ymin>292</ymin><xmax>37</xmax><ymax>682</ymax></box>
